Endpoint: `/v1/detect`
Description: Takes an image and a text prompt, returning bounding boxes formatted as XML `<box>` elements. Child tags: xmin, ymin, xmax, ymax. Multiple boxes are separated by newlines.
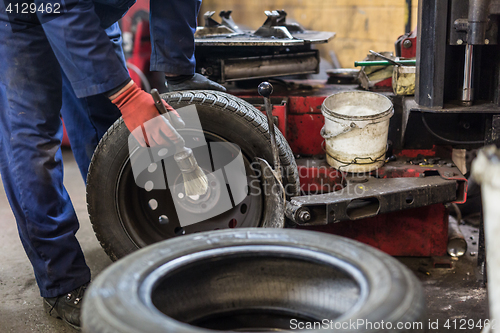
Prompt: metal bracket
<box><xmin>254</xmin><ymin>10</ymin><xmax>305</xmax><ymax>39</ymax></box>
<box><xmin>289</xmin><ymin>175</ymin><xmax>459</xmax><ymax>226</ymax></box>
<box><xmin>257</xmin><ymin>158</ymin><xmax>285</xmax><ymax>228</ymax></box>
<box><xmin>204</xmin><ymin>11</ymin><xmax>221</xmax><ymax>28</ymax></box>
<box><xmin>195</xmin><ymin>11</ymin><xmax>237</xmax><ymax>37</ymax></box>
<box><xmin>454</xmin><ymin>18</ymin><xmax>470</xmax><ymax>33</ymax></box>
<box><xmin>285</xmin><ymin>201</ymin><xmax>311</xmax><ymax>224</ymax></box>
<box><xmin>219</xmin><ymin>10</ymin><xmax>243</xmax><ymax>33</ymax></box>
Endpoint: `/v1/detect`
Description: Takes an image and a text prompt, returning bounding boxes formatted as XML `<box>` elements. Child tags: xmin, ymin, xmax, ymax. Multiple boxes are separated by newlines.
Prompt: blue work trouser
<box><xmin>0</xmin><ymin>16</ymin><xmax>125</xmax><ymax>297</ymax></box>
<box><xmin>61</xmin><ymin>24</ymin><xmax>125</xmax><ymax>179</ymax></box>
<box><xmin>150</xmin><ymin>0</ymin><xmax>201</xmax><ymax>75</ymax></box>
<box><xmin>0</xmin><ymin>0</ymin><xmax>200</xmax><ymax>298</ymax></box>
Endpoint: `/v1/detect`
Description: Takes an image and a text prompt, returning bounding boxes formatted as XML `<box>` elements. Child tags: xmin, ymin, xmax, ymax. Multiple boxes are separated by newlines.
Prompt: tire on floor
<box><xmin>82</xmin><ymin>229</ymin><xmax>426</xmax><ymax>333</ymax></box>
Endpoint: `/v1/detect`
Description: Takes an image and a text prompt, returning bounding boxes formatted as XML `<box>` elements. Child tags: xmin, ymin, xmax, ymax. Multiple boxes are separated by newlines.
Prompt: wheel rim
<box><xmin>115</xmin><ymin>130</ymin><xmax>263</xmax><ymax>248</ymax></box>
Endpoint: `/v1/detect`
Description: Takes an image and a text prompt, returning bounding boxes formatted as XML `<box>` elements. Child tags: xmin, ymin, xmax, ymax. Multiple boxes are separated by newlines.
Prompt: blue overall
<box><xmin>0</xmin><ymin>0</ymin><xmax>201</xmax><ymax>297</ymax></box>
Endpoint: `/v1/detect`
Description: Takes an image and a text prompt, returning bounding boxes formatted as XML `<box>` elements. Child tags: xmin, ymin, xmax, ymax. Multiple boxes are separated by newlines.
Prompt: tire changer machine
<box><xmin>122</xmin><ymin>1</ymin><xmax>500</xmax><ymax>260</ymax></box>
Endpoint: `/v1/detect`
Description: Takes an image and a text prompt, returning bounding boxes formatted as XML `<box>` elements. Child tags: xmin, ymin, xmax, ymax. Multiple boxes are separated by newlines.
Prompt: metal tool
<box><xmin>461</xmin><ymin>44</ymin><xmax>474</xmax><ymax>106</ymax></box>
<box><xmin>354</xmin><ymin>60</ymin><xmax>416</xmax><ymax>67</ymax></box>
<box><xmin>254</xmin><ymin>10</ymin><xmax>302</xmax><ymax>39</ymax></box>
<box><xmin>151</xmin><ymin>89</ymin><xmax>208</xmax><ymax>196</ymax></box>
<box><xmin>258</xmin><ymin>82</ymin><xmax>286</xmax><ymax>228</ymax></box>
<box><xmin>219</xmin><ymin>10</ymin><xmax>243</xmax><ymax>33</ymax></box>
<box><xmin>447</xmin><ymin>215</ymin><xmax>467</xmax><ymax>257</ymax></box>
<box><xmin>258</xmin><ymin>82</ymin><xmax>282</xmax><ymax>180</ymax></box>
<box><xmin>369</xmin><ymin>50</ymin><xmax>402</xmax><ymax>66</ymax></box>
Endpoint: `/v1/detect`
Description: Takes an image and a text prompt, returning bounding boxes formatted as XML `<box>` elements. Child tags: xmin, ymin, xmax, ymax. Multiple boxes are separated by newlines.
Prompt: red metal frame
<box><xmin>257</xmin><ymin>104</ymin><xmax>287</xmax><ymax>138</ymax></box>
<box><xmin>119</xmin><ymin>0</ymin><xmax>149</xmax><ymax>33</ymax></box>
<box><xmin>286</xmin><ymin>96</ymin><xmax>325</xmax><ymax>155</ymax></box>
<box><xmin>62</xmin><ymin>120</ymin><xmax>70</xmax><ymax>147</ymax></box>
<box><xmin>397</xmin><ymin>29</ymin><xmax>417</xmax><ymax>59</ymax></box>
<box><xmin>296</xmin><ymin>160</ymin><xmax>344</xmax><ymax>194</ymax></box>
<box><xmin>299</xmin><ymin>204</ymin><xmax>448</xmax><ymax>257</ymax></box>
<box><xmin>127</xmin><ymin>20</ymin><xmax>152</xmax><ymax>89</ymax></box>
<box><xmin>245</xmin><ymin>94</ymin><xmax>462</xmax><ymax>256</ymax></box>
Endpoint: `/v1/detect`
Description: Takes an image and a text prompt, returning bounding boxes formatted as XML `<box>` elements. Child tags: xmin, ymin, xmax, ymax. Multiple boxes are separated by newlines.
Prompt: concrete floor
<box><xmin>0</xmin><ymin>149</ymin><xmax>489</xmax><ymax>332</ymax></box>
<box><xmin>399</xmin><ymin>224</ymin><xmax>489</xmax><ymax>332</ymax></box>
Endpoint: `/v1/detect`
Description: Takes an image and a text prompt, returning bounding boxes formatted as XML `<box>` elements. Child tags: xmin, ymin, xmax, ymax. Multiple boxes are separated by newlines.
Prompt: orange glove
<box><xmin>111</xmin><ymin>81</ymin><xmax>185</xmax><ymax>147</ymax></box>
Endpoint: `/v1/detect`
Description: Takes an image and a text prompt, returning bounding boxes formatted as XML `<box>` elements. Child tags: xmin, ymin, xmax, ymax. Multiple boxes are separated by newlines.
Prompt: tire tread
<box><xmin>163</xmin><ymin>90</ymin><xmax>300</xmax><ymax>195</ymax></box>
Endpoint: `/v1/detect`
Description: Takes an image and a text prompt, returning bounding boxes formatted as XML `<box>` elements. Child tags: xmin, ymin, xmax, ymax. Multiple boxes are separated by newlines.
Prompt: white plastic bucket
<box><xmin>321</xmin><ymin>91</ymin><xmax>394</xmax><ymax>173</ymax></box>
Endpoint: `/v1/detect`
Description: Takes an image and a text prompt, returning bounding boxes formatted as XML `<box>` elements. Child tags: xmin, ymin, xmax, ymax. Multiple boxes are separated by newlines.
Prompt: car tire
<box><xmin>87</xmin><ymin>91</ymin><xmax>300</xmax><ymax>261</ymax></box>
<box><xmin>82</xmin><ymin>229</ymin><xmax>426</xmax><ymax>333</ymax></box>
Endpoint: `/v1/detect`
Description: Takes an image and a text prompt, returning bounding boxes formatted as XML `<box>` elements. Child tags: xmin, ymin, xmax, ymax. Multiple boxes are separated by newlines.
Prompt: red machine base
<box><xmin>299</xmin><ymin>204</ymin><xmax>448</xmax><ymax>257</ymax></box>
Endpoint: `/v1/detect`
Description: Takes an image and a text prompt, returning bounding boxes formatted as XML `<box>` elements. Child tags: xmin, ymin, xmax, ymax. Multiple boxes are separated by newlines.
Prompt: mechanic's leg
<box><xmin>0</xmin><ymin>9</ymin><xmax>90</xmax><ymax>298</ymax></box>
<box><xmin>61</xmin><ymin>22</ymin><xmax>124</xmax><ymax>180</ymax></box>
<box><xmin>149</xmin><ymin>0</ymin><xmax>200</xmax><ymax>74</ymax></box>
<box><xmin>149</xmin><ymin>0</ymin><xmax>225</xmax><ymax>91</ymax></box>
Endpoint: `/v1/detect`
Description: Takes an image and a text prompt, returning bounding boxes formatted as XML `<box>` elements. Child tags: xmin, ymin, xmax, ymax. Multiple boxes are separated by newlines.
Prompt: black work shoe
<box><xmin>43</xmin><ymin>283</ymin><xmax>88</xmax><ymax>331</ymax></box>
<box><xmin>166</xmin><ymin>73</ymin><xmax>226</xmax><ymax>92</ymax></box>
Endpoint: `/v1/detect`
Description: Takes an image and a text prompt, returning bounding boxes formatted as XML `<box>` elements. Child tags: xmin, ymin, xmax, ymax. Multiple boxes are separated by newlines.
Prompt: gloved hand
<box><xmin>166</xmin><ymin>73</ymin><xmax>226</xmax><ymax>92</ymax></box>
<box><xmin>111</xmin><ymin>81</ymin><xmax>185</xmax><ymax>147</ymax></box>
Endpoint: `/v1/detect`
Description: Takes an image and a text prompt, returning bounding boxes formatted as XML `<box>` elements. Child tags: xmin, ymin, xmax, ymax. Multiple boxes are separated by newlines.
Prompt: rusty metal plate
<box><xmin>195</xmin><ymin>31</ymin><xmax>336</xmax><ymax>46</ymax></box>
<box><xmin>291</xmin><ymin>175</ymin><xmax>458</xmax><ymax>225</ymax></box>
